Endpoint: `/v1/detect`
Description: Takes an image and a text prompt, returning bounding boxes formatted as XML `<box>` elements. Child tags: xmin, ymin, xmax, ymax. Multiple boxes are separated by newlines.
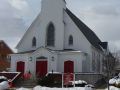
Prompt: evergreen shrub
<box><xmin>36</xmin><ymin>76</ymin><xmax>53</xmax><ymax>86</ymax></box>
<box><xmin>53</xmin><ymin>77</ymin><xmax>62</xmax><ymax>85</ymax></box>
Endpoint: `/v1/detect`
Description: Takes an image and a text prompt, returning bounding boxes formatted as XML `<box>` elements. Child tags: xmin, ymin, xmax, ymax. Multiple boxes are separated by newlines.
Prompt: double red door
<box><xmin>36</xmin><ymin>61</ymin><xmax>47</xmax><ymax>77</ymax></box>
<box><xmin>64</xmin><ymin>61</ymin><xmax>74</xmax><ymax>73</ymax></box>
<box><xmin>17</xmin><ymin>61</ymin><xmax>25</xmax><ymax>75</ymax></box>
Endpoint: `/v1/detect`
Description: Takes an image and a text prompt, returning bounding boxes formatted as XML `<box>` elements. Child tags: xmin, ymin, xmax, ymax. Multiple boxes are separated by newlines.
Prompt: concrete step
<box><xmin>23</xmin><ymin>80</ymin><xmax>34</xmax><ymax>83</ymax></box>
<box><xmin>15</xmin><ymin>78</ymin><xmax>38</xmax><ymax>88</ymax></box>
<box><xmin>18</xmin><ymin>86</ymin><xmax>35</xmax><ymax>88</ymax></box>
<box><xmin>20</xmin><ymin>82</ymin><xmax>33</xmax><ymax>86</ymax></box>
<box><xmin>14</xmin><ymin>84</ymin><xmax>36</xmax><ymax>88</ymax></box>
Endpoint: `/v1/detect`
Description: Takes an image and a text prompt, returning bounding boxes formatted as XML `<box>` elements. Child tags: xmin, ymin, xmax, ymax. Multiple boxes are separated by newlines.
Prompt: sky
<box><xmin>0</xmin><ymin>0</ymin><xmax>120</xmax><ymax>52</ymax></box>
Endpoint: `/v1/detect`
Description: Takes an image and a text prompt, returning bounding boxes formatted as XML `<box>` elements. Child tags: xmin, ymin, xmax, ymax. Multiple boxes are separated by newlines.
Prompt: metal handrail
<box><xmin>18</xmin><ymin>74</ymin><xmax>24</xmax><ymax>86</ymax></box>
<box><xmin>31</xmin><ymin>71</ymin><xmax>41</xmax><ymax>87</ymax></box>
<box><xmin>36</xmin><ymin>71</ymin><xmax>41</xmax><ymax>77</ymax></box>
<box><xmin>18</xmin><ymin>74</ymin><xmax>24</xmax><ymax>81</ymax></box>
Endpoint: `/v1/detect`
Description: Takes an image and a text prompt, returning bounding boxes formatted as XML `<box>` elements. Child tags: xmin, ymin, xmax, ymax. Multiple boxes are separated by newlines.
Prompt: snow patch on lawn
<box><xmin>69</xmin><ymin>80</ymin><xmax>87</xmax><ymax>85</ymax></box>
<box><xmin>17</xmin><ymin>87</ymin><xmax>31</xmax><ymax>90</ymax></box>
<box><xmin>116</xmin><ymin>79</ymin><xmax>120</xmax><ymax>85</ymax></box>
<box><xmin>109</xmin><ymin>78</ymin><xmax>120</xmax><ymax>85</ymax></box>
<box><xmin>0</xmin><ymin>81</ymin><xmax>9</xmax><ymax>89</ymax></box>
<box><xmin>74</xmin><ymin>80</ymin><xmax>87</xmax><ymax>84</ymax></box>
<box><xmin>109</xmin><ymin>79</ymin><xmax>117</xmax><ymax>85</ymax></box>
<box><xmin>32</xmin><ymin>86</ymin><xmax>93</xmax><ymax>90</ymax></box>
<box><xmin>0</xmin><ymin>76</ymin><xmax>7</xmax><ymax>80</ymax></box>
<box><xmin>105</xmin><ymin>86</ymin><xmax>120</xmax><ymax>90</ymax></box>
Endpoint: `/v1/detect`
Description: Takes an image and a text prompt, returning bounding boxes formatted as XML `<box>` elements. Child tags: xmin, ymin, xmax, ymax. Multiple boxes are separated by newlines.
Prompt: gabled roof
<box><xmin>14</xmin><ymin>46</ymin><xmax>51</xmax><ymax>54</ymax></box>
<box><xmin>14</xmin><ymin>50</ymin><xmax>35</xmax><ymax>54</ymax></box>
<box><xmin>0</xmin><ymin>40</ymin><xmax>14</xmax><ymax>53</ymax></box>
<box><xmin>65</xmin><ymin>8</ymin><xmax>103</xmax><ymax>52</ymax></box>
<box><xmin>14</xmin><ymin>47</ymin><xmax>77</xmax><ymax>54</ymax></box>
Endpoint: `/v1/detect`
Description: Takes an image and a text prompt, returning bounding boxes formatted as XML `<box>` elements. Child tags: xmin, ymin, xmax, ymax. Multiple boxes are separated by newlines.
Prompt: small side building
<box><xmin>0</xmin><ymin>40</ymin><xmax>14</xmax><ymax>72</ymax></box>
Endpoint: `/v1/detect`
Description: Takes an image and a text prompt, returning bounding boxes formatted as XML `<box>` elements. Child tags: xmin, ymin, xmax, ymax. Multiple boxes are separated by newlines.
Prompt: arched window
<box><xmin>46</xmin><ymin>23</ymin><xmax>55</xmax><ymax>46</ymax></box>
<box><xmin>32</xmin><ymin>37</ymin><xmax>36</xmax><ymax>47</ymax></box>
<box><xmin>69</xmin><ymin>35</ymin><xmax>73</xmax><ymax>45</ymax></box>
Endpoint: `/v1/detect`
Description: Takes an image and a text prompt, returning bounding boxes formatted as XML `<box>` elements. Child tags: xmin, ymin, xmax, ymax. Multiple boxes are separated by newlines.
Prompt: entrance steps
<box><xmin>14</xmin><ymin>78</ymin><xmax>38</xmax><ymax>88</ymax></box>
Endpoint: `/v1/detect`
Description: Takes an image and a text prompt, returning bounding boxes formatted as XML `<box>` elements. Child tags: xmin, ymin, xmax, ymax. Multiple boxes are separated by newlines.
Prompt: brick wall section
<box><xmin>0</xmin><ymin>41</ymin><xmax>13</xmax><ymax>72</ymax></box>
<box><xmin>0</xmin><ymin>72</ymin><xmax>22</xmax><ymax>86</ymax></box>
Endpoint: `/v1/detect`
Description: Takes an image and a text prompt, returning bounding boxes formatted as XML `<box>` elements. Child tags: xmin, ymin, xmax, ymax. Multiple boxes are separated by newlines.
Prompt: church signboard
<box><xmin>63</xmin><ymin>73</ymin><xmax>74</xmax><ymax>85</ymax></box>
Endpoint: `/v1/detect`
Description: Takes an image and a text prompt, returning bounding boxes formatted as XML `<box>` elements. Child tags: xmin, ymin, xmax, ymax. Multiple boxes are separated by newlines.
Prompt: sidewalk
<box><xmin>6</xmin><ymin>87</ymin><xmax>33</xmax><ymax>90</ymax></box>
<box><xmin>95</xmin><ymin>83</ymin><xmax>107</xmax><ymax>90</ymax></box>
<box><xmin>6</xmin><ymin>83</ymin><xmax>107</xmax><ymax>90</ymax></box>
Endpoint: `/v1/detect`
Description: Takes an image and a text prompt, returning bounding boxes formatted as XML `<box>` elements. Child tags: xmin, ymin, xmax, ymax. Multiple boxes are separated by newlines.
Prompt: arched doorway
<box><xmin>17</xmin><ymin>61</ymin><xmax>25</xmax><ymax>75</ymax></box>
<box><xmin>36</xmin><ymin>56</ymin><xmax>47</xmax><ymax>77</ymax></box>
<box><xmin>64</xmin><ymin>60</ymin><xmax>74</xmax><ymax>73</ymax></box>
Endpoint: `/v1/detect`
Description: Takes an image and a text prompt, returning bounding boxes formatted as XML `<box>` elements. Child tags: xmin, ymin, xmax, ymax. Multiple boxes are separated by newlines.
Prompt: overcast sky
<box><xmin>0</xmin><ymin>0</ymin><xmax>120</xmax><ymax>52</ymax></box>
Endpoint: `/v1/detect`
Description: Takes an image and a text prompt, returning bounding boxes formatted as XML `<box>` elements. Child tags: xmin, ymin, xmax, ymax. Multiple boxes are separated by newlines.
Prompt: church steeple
<box><xmin>41</xmin><ymin>0</ymin><xmax>66</xmax><ymax>8</ymax></box>
<box><xmin>41</xmin><ymin>0</ymin><xmax>66</xmax><ymax>16</ymax></box>
<box><xmin>40</xmin><ymin>0</ymin><xmax>66</xmax><ymax>50</ymax></box>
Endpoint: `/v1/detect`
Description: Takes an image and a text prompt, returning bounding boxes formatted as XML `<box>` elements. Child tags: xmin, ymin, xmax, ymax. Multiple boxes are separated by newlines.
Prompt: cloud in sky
<box><xmin>76</xmin><ymin>5</ymin><xmax>120</xmax><ymax>42</ymax></box>
<box><xmin>0</xmin><ymin>0</ymin><xmax>36</xmax><ymax>52</ymax></box>
<box><xmin>9</xmin><ymin>0</ymin><xmax>28</xmax><ymax>10</ymax></box>
<box><xmin>0</xmin><ymin>0</ymin><xmax>120</xmax><ymax>52</ymax></box>
<box><xmin>91</xmin><ymin>5</ymin><xmax>119</xmax><ymax>16</ymax></box>
<box><xmin>69</xmin><ymin>1</ymin><xmax>120</xmax><ymax>50</ymax></box>
<box><xmin>0</xmin><ymin>18</ymin><xmax>27</xmax><ymax>38</ymax></box>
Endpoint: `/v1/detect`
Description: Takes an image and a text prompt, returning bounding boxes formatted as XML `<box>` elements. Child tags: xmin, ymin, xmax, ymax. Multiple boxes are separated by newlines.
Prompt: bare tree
<box><xmin>102</xmin><ymin>52</ymin><xmax>116</xmax><ymax>90</ymax></box>
<box><xmin>92</xmin><ymin>51</ymin><xmax>120</xmax><ymax>90</ymax></box>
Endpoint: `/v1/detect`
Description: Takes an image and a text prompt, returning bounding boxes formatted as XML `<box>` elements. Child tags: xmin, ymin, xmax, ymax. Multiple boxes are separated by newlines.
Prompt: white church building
<box><xmin>10</xmin><ymin>0</ymin><xmax>108</xmax><ymax>77</ymax></box>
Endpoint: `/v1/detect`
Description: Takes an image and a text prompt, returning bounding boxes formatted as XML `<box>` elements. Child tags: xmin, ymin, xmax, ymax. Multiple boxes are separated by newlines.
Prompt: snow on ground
<box><xmin>109</xmin><ymin>78</ymin><xmax>120</xmax><ymax>85</ymax></box>
<box><xmin>109</xmin><ymin>79</ymin><xmax>117</xmax><ymax>84</ymax></box>
<box><xmin>0</xmin><ymin>76</ymin><xmax>9</xmax><ymax>89</ymax></box>
<box><xmin>68</xmin><ymin>80</ymin><xmax>87</xmax><ymax>85</ymax></box>
<box><xmin>0</xmin><ymin>81</ymin><xmax>9</xmax><ymax>89</ymax></box>
<box><xmin>72</xmin><ymin>80</ymin><xmax>87</xmax><ymax>85</ymax></box>
<box><xmin>32</xmin><ymin>86</ymin><xmax>93</xmax><ymax>90</ymax></box>
<box><xmin>16</xmin><ymin>86</ymin><xmax>93</xmax><ymax>90</ymax></box>
<box><xmin>17</xmin><ymin>87</ymin><xmax>30</xmax><ymax>90</ymax></box>
<box><xmin>116</xmin><ymin>79</ymin><xmax>120</xmax><ymax>85</ymax></box>
<box><xmin>85</xmin><ymin>84</ymin><xmax>94</xmax><ymax>88</ymax></box>
<box><xmin>0</xmin><ymin>76</ymin><xmax>7</xmax><ymax>80</ymax></box>
<box><xmin>105</xmin><ymin>86</ymin><xmax>120</xmax><ymax>90</ymax></box>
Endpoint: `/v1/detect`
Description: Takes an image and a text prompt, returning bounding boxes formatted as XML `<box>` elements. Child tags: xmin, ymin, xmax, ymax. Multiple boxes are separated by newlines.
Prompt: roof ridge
<box><xmin>0</xmin><ymin>40</ymin><xmax>14</xmax><ymax>53</ymax></box>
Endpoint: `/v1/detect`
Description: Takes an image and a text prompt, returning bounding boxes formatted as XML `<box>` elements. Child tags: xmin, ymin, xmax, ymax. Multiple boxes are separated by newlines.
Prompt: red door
<box><xmin>36</xmin><ymin>61</ymin><xmax>47</xmax><ymax>76</ymax></box>
<box><xmin>17</xmin><ymin>61</ymin><xmax>25</xmax><ymax>75</ymax></box>
<box><xmin>64</xmin><ymin>61</ymin><xmax>74</xmax><ymax>73</ymax></box>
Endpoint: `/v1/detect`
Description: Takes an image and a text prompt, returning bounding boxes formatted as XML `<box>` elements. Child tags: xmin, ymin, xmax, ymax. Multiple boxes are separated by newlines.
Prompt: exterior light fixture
<box><xmin>83</xmin><ymin>53</ymin><xmax>87</xmax><ymax>56</ymax></box>
<box><xmin>30</xmin><ymin>57</ymin><xmax>32</xmax><ymax>61</ymax></box>
<box><xmin>52</xmin><ymin>56</ymin><xmax>54</xmax><ymax>61</ymax></box>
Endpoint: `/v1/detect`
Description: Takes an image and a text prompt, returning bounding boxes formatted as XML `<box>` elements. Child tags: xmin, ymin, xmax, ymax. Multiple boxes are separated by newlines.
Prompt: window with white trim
<box><xmin>32</xmin><ymin>37</ymin><xmax>36</xmax><ymax>47</ymax></box>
